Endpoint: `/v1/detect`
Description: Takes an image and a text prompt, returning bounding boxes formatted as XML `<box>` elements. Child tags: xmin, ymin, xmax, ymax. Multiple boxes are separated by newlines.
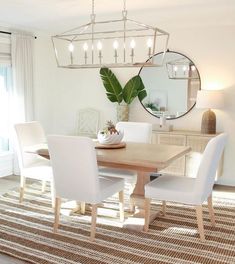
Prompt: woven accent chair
<box><xmin>77</xmin><ymin>108</ymin><xmax>100</xmax><ymax>138</ymax></box>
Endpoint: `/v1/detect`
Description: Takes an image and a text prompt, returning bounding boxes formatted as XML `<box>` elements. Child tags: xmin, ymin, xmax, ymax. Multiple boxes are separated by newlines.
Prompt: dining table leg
<box><xmin>124</xmin><ymin>170</ymin><xmax>162</xmax><ymax>231</ymax></box>
<box><xmin>131</xmin><ymin>171</ymin><xmax>150</xmax><ymax>208</ymax></box>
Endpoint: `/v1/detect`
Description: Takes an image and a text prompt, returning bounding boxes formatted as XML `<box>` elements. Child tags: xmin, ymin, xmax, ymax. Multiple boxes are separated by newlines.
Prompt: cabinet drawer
<box><xmin>152</xmin><ymin>131</ymin><xmax>223</xmax><ymax>178</ymax></box>
<box><xmin>186</xmin><ymin>136</ymin><xmax>212</xmax><ymax>153</ymax></box>
<box><xmin>158</xmin><ymin>134</ymin><xmax>186</xmax><ymax>146</ymax></box>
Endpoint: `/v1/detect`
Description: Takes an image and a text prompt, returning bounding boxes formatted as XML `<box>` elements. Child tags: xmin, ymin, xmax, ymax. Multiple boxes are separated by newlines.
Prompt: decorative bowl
<box><xmin>97</xmin><ymin>130</ymin><xmax>124</xmax><ymax>145</ymax></box>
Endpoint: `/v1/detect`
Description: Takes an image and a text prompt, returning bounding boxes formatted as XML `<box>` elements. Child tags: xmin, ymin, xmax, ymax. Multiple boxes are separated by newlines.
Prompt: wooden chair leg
<box><xmin>162</xmin><ymin>200</ymin><xmax>166</xmax><ymax>216</ymax></box>
<box><xmin>19</xmin><ymin>176</ymin><xmax>25</xmax><ymax>203</ymax></box>
<box><xmin>207</xmin><ymin>195</ymin><xmax>215</xmax><ymax>227</ymax></box>
<box><xmin>119</xmin><ymin>190</ymin><xmax>125</xmax><ymax>222</ymax></box>
<box><xmin>90</xmin><ymin>204</ymin><xmax>98</xmax><ymax>241</ymax></box>
<box><xmin>195</xmin><ymin>205</ymin><xmax>205</xmax><ymax>242</ymax></box>
<box><xmin>144</xmin><ymin>198</ymin><xmax>151</xmax><ymax>232</ymax></box>
<box><xmin>42</xmin><ymin>180</ymin><xmax>47</xmax><ymax>193</ymax></box>
<box><xmin>53</xmin><ymin>197</ymin><xmax>61</xmax><ymax>233</ymax></box>
<box><xmin>81</xmin><ymin>202</ymin><xmax>86</xmax><ymax>214</ymax></box>
<box><xmin>128</xmin><ymin>181</ymin><xmax>136</xmax><ymax>213</ymax></box>
<box><xmin>129</xmin><ymin>197</ymin><xmax>135</xmax><ymax>213</ymax></box>
<box><xmin>50</xmin><ymin>180</ymin><xmax>55</xmax><ymax>208</ymax></box>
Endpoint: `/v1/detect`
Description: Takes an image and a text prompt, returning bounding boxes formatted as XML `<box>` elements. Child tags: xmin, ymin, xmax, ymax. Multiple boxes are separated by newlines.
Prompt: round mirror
<box><xmin>139</xmin><ymin>51</ymin><xmax>201</xmax><ymax>119</ymax></box>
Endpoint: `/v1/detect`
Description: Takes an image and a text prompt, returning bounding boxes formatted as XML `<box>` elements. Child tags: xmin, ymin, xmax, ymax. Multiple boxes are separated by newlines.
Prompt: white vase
<box><xmin>97</xmin><ymin>130</ymin><xmax>124</xmax><ymax>144</ymax></box>
<box><xmin>117</xmin><ymin>104</ymin><xmax>129</xmax><ymax>121</ymax></box>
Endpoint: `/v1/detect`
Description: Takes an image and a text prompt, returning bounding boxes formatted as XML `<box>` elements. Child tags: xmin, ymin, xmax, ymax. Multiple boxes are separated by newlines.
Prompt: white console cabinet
<box><xmin>152</xmin><ymin>130</ymin><xmax>223</xmax><ymax>177</ymax></box>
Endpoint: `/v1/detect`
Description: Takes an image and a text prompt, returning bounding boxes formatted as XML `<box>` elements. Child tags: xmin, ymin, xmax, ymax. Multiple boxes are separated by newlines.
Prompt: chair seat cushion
<box><xmin>145</xmin><ymin>174</ymin><xmax>201</xmax><ymax>205</ymax></box>
<box><xmin>97</xmin><ymin>176</ymin><xmax>124</xmax><ymax>203</ymax></box>
<box><xmin>99</xmin><ymin>167</ymin><xmax>137</xmax><ymax>184</ymax></box>
<box><xmin>21</xmin><ymin>159</ymin><xmax>53</xmax><ymax>181</ymax></box>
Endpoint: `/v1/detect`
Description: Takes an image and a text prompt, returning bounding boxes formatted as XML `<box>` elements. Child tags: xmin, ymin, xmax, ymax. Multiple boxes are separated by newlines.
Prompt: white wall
<box><xmin>33</xmin><ymin>11</ymin><xmax>235</xmax><ymax>186</ymax></box>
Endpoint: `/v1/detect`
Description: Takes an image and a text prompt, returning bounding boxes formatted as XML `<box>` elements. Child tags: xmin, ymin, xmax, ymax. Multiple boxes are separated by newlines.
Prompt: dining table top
<box><xmin>25</xmin><ymin>141</ymin><xmax>191</xmax><ymax>173</ymax></box>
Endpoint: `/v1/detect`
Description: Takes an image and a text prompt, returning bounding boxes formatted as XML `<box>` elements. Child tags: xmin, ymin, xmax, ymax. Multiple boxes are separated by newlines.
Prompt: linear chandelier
<box><xmin>166</xmin><ymin>58</ymin><xmax>199</xmax><ymax>80</ymax></box>
<box><xmin>51</xmin><ymin>0</ymin><xmax>170</xmax><ymax>69</ymax></box>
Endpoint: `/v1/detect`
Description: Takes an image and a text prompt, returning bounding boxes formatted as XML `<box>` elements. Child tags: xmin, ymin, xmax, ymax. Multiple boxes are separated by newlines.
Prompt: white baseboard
<box><xmin>0</xmin><ymin>151</ymin><xmax>13</xmax><ymax>177</ymax></box>
<box><xmin>216</xmin><ymin>177</ymin><xmax>235</xmax><ymax>187</ymax></box>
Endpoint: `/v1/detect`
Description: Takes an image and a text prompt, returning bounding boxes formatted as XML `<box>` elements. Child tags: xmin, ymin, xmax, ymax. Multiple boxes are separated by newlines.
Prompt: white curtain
<box><xmin>11</xmin><ymin>33</ymin><xmax>34</xmax><ymax>123</ymax></box>
<box><xmin>11</xmin><ymin>33</ymin><xmax>35</xmax><ymax>174</ymax></box>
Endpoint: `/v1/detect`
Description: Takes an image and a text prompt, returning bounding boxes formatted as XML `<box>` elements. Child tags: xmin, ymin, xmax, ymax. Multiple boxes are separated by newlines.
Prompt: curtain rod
<box><xmin>0</xmin><ymin>30</ymin><xmax>37</xmax><ymax>39</ymax></box>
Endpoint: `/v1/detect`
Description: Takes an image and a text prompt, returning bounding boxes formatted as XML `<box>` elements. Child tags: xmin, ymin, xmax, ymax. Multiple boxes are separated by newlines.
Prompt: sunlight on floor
<box><xmin>163</xmin><ymin>226</ymin><xmax>198</xmax><ymax>236</ymax></box>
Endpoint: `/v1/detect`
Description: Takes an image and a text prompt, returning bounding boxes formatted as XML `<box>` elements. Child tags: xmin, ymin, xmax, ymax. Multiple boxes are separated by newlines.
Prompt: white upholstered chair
<box><xmin>47</xmin><ymin>135</ymin><xmax>125</xmax><ymax>241</ymax></box>
<box><xmin>99</xmin><ymin>122</ymin><xmax>152</xmax><ymax>210</ymax></box>
<box><xmin>116</xmin><ymin>122</ymin><xmax>152</xmax><ymax>143</ymax></box>
<box><xmin>77</xmin><ymin>108</ymin><xmax>100</xmax><ymax>138</ymax></box>
<box><xmin>144</xmin><ymin>133</ymin><xmax>227</xmax><ymax>241</ymax></box>
<box><xmin>14</xmin><ymin>121</ymin><xmax>54</xmax><ymax>205</ymax></box>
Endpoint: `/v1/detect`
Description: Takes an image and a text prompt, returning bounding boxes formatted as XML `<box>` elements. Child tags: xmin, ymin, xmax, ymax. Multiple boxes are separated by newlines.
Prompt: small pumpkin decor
<box><xmin>98</xmin><ymin>120</ymin><xmax>124</xmax><ymax>145</ymax></box>
<box><xmin>99</xmin><ymin>67</ymin><xmax>147</xmax><ymax>121</ymax></box>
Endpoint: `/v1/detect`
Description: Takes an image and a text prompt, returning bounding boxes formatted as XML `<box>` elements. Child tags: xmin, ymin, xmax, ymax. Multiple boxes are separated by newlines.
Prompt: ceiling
<box><xmin>0</xmin><ymin>0</ymin><xmax>234</xmax><ymax>34</ymax></box>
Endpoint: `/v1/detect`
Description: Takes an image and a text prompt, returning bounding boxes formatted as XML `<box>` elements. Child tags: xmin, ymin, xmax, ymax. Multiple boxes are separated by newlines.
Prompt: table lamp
<box><xmin>196</xmin><ymin>90</ymin><xmax>224</xmax><ymax>134</ymax></box>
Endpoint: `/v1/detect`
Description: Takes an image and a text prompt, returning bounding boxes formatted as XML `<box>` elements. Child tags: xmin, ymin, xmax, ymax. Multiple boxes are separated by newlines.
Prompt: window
<box><xmin>0</xmin><ymin>33</ymin><xmax>12</xmax><ymax>153</ymax></box>
<box><xmin>0</xmin><ymin>66</ymin><xmax>12</xmax><ymax>152</ymax></box>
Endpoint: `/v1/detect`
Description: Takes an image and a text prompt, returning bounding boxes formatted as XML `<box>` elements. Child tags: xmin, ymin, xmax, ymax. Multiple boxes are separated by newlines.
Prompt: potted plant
<box><xmin>100</xmin><ymin>67</ymin><xmax>147</xmax><ymax>121</ymax></box>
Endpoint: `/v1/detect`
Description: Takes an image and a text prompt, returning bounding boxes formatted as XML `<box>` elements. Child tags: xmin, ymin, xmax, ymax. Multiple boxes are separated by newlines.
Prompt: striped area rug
<box><xmin>0</xmin><ymin>184</ymin><xmax>234</xmax><ymax>264</ymax></box>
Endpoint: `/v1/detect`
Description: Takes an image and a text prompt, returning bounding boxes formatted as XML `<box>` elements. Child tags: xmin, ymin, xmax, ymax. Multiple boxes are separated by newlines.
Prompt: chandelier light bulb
<box><xmin>183</xmin><ymin>66</ymin><xmax>187</xmax><ymax>72</ymax></box>
<box><xmin>174</xmin><ymin>66</ymin><xmax>178</xmax><ymax>72</ymax></box>
<box><xmin>97</xmin><ymin>41</ymin><xmax>103</xmax><ymax>51</ymax></box>
<box><xmin>68</xmin><ymin>42</ymin><xmax>74</xmax><ymax>52</ymax></box>
<box><xmin>191</xmin><ymin>65</ymin><xmax>196</xmax><ymax>71</ymax></box>
<box><xmin>130</xmin><ymin>39</ymin><xmax>136</xmax><ymax>49</ymax></box>
<box><xmin>113</xmin><ymin>40</ymin><xmax>119</xmax><ymax>50</ymax></box>
<box><xmin>147</xmin><ymin>38</ymin><xmax>153</xmax><ymax>48</ymax></box>
<box><xmin>83</xmin><ymin>42</ymin><xmax>88</xmax><ymax>51</ymax></box>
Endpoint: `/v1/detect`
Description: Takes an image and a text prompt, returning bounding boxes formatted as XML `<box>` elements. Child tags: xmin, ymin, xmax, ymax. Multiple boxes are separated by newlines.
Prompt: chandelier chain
<box><xmin>122</xmin><ymin>0</ymin><xmax>127</xmax><ymax>19</ymax></box>
<box><xmin>90</xmin><ymin>0</ymin><xmax>96</xmax><ymax>22</ymax></box>
<box><xmin>92</xmin><ymin>0</ymin><xmax>95</xmax><ymax>16</ymax></box>
<box><xmin>123</xmin><ymin>0</ymin><xmax>126</xmax><ymax>12</ymax></box>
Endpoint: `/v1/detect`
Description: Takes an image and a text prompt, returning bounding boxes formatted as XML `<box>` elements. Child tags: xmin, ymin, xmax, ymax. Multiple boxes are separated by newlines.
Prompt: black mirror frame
<box><xmin>138</xmin><ymin>50</ymin><xmax>201</xmax><ymax>120</ymax></box>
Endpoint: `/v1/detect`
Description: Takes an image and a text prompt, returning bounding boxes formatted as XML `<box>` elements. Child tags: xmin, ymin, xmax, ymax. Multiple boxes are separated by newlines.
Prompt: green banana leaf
<box><xmin>123</xmin><ymin>75</ymin><xmax>147</xmax><ymax>104</ymax></box>
<box><xmin>137</xmin><ymin>76</ymin><xmax>147</xmax><ymax>102</ymax></box>
<box><xmin>100</xmin><ymin>67</ymin><xmax>123</xmax><ymax>104</ymax></box>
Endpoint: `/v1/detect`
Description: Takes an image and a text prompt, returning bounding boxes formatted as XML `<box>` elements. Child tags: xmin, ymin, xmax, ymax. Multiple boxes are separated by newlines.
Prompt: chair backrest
<box><xmin>195</xmin><ymin>133</ymin><xmax>227</xmax><ymax>201</ymax></box>
<box><xmin>116</xmin><ymin>122</ymin><xmax>152</xmax><ymax>143</ymax></box>
<box><xmin>77</xmin><ymin>108</ymin><xmax>100</xmax><ymax>138</ymax></box>
<box><xmin>14</xmin><ymin>121</ymin><xmax>46</xmax><ymax>168</ymax></box>
<box><xmin>47</xmin><ymin>135</ymin><xmax>100</xmax><ymax>202</ymax></box>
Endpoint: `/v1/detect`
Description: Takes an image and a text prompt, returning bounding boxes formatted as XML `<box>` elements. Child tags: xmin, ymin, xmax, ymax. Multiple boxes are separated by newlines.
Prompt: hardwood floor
<box><xmin>0</xmin><ymin>254</ymin><xmax>30</xmax><ymax>264</ymax></box>
<box><xmin>0</xmin><ymin>175</ymin><xmax>234</xmax><ymax>264</ymax></box>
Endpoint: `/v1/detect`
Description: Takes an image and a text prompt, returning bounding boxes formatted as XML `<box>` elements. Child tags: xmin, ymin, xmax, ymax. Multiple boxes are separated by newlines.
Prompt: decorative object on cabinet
<box><xmin>153</xmin><ymin>124</ymin><xmax>173</xmax><ymax>132</ymax></box>
<box><xmin>196</xmin><ymin>90</ymin><xmax>224</xmax><ymax>134</ymax></box>
<box><xmin>51</xmin><ymin>0</ymin><xmax>169</xmax><ymax>69</ymax></box>
<box><xmin>151</xmin><ymin>130</ymin><xmax>224</xmax><ymax>178</ymax></box>
<box><xmin>100</xmin><ymin>67</ymin><xmax>147</xmax><ymax>121</ymax></box>
<box><xmin>138</xmin><ymin>50</ymin><xmax>201</xmax><ymax>120</ymax></box>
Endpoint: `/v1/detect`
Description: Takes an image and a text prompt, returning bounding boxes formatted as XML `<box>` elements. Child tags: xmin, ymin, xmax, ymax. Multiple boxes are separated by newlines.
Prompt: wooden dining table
<box><xmin>25</xmin><ymin>141</ymin><xmax>191</xmax><ymax>215</ymax></box>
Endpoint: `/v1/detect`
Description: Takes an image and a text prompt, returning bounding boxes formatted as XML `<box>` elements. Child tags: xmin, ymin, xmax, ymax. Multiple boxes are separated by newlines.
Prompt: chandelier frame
<box><xmin>51</xmin><ymin>0</ymin><xmax>170</xmax><ymax>69</ymax></box>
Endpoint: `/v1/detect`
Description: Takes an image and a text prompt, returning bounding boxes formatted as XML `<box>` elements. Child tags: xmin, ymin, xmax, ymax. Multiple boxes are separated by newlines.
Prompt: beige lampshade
<box><xmin>196</xmin><ymin>90</ymin><xmax>224</xmax><ymax>109</ymax></box>
<box><xmin>196</xmin><ymin>90</ymin><xmax>224</xmax><ymax>134</ymax></box>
